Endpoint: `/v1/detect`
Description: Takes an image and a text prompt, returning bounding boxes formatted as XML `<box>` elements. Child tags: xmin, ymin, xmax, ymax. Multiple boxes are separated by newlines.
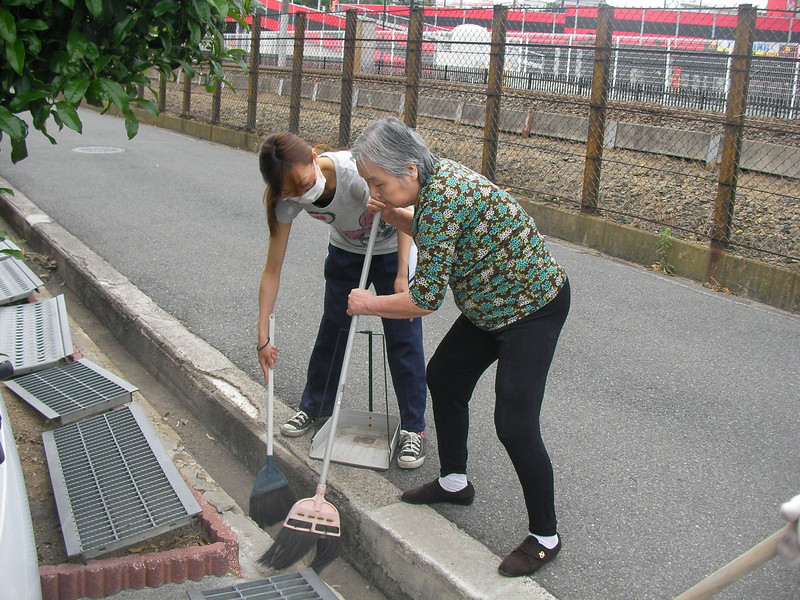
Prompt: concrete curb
<box><xmin>0</xmin><ymin>181</ymin><xmax>557</xmax><ymax>600</ymax></box>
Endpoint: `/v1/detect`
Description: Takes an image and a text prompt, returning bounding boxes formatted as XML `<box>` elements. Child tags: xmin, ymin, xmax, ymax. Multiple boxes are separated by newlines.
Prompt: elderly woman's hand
<box><xmin>347</xmin><ymin>287</ymin><xmax>374</xmax><ymax>316</ymax></box>
<box><xmin>366</xmin><ymin>196</ymin><xmax>386</xmax><ymax>214</ymax></box>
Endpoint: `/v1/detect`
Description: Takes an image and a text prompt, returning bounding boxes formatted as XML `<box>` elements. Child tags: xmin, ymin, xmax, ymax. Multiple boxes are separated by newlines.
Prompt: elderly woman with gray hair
<box><xmin>347</xmin><ymin>117</ymin><xmax>571</xmax><ymax>577</ymax></box>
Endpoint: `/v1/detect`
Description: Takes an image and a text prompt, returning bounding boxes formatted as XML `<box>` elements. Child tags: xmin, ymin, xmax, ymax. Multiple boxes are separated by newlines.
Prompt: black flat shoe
<box><xmin>401</xmin><ymin>479</ymin><xmax>475</xmax><ymax>505</ymax></box>
<box><xmin>498</xmin><ymin>536</ymin><xmax>561</xmax><ymax>577</ymax></box>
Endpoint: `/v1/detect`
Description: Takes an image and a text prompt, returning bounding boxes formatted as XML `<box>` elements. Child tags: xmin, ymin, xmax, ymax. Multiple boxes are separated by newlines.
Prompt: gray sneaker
<box><xmin>281</xmin><ymin>410</ymin><xmax>314</xmax><ymax>437</ymax></box>
<box><xmin>397</xmin><ymin>430</ymin><xmax>425</xmax><ymax>469</ymax></box>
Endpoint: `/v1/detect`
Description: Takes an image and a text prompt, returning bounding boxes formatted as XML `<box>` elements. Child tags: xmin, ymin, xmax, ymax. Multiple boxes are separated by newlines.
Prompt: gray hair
<box><xmin>351</xmin><ymin>117</ymin><xmax>437</xmax><ymax>183</ymax></box>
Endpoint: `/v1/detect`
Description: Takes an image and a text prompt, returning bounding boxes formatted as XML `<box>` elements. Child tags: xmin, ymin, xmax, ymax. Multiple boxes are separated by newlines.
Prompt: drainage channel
<box><xmin>46</xmin><ymin>277</ymin><xmax>390</xmax><ymax>600</ymax></box>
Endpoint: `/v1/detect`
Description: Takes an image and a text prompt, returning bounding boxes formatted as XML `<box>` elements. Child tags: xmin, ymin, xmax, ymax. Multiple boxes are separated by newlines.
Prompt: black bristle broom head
<box><xmin>249</xmin><ymin>459</ymin><xmax>295</xmax><ymax>529</ymax></box>
<box><xmin>308</xmin><ymin>536</ymin><xmax>343</xmax><ymax>573</ymax></box>
<box><xmin>259</xmin><ymin>526</ymin><xmax>317</xmax><ymax>570</ymax></box>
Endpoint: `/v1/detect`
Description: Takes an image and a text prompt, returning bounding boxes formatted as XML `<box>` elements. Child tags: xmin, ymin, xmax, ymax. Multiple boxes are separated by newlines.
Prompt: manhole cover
<box><xmin>72</xmin><ymin>146</ymin><xmax>125</xmax><ymax>154</ymax></box>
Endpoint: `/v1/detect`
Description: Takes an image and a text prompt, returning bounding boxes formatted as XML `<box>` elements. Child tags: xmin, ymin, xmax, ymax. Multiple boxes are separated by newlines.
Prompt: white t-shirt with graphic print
<box><xmin>274</xmin><ymin>150</ymin><xmax>398</xmax><ymax>256</ymax></box>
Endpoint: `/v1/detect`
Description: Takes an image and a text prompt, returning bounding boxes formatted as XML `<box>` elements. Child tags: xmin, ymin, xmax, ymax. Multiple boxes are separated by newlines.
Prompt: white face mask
<box><xmin>293</xmin><ymin>163</ymin><xmax>327</xmax><ymax>204</ymax></box>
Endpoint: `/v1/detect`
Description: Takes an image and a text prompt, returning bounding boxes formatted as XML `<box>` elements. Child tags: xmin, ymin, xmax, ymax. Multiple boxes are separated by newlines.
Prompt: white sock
<box><xmin>438</xmin><ymin>473</ymin><xmax>468</xmax><ymax>492</ymax></box>
<box><xmin>531</xmin><ymin>533</ymin><xmax>559</xmax><ymax>549</ymax></box>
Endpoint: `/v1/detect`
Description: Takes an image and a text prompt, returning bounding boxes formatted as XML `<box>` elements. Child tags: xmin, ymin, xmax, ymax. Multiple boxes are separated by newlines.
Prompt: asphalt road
<box><xmin>2</xmin><ymin>109</ymin><xmax>799</xmax><ymax>600</ymax></box>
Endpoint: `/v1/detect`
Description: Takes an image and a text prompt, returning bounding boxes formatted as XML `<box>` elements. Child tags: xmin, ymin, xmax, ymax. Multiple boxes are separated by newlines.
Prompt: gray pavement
<box><xmin>1</xmin><ymin>108</ymin><xmax>799</xmax><ymax>599</ymax></box>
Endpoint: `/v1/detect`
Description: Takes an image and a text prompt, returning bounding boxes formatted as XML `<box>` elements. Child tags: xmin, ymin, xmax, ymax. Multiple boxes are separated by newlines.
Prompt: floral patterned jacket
<box><xmin>410</xmin><ymin>159</ymin><xmax>567</xmax><ymax>331</ymax></box>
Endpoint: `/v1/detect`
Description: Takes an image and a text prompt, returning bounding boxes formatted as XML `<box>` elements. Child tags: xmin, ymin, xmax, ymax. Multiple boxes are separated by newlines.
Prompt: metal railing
<box><xmin>161</xmin><ymin>5</ymin><xmax>799</xmax><ymax>275</ymax></box>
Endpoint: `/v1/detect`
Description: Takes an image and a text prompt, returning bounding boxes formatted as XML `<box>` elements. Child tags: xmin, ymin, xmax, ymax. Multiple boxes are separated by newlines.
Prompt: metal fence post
<box><xmin>404</xmin><ymin>7</ymin><xmax>424</xmax><ymax>128</ymax></box>
<box><xmin>581</xmin><ymin>3</ymin><xmax>614</xmax><ymax>215</ymax></box>
<box><xmin>340</xmin><ymin>10</ymin><xmax>357</xmax><ymax>148</ymax></box>
<box><xmin>247</xmin><ymin>12</ymin><xmax>261</xmax><ymax>133</ymax></box>
<box><xmin>158</xmin><ymin>73</ymin><xmax>167</xmax><ymax>113</ymax></box>
<box><xmin>288</xmin><ymin>13</ymin><xmax>306</xmax><ymax>135</ymax></box>
<box><xmin>711</xmin><ymin>4</ymin><xmax>757</xmax><ymax>250</ymax></box>
<box><xmin>182</xmin><ymin>69</ymin><xmax>191</xmax><ymax>117</ymax></box>
<box><xmin>482</xmin><ymin>5</ymin><xmax>507</xmax><ymax>181</ymax></box>
<box><xmin>212</xmin><ymin>83</ymin><xmax>221</xmax><ymax>126</ymax></box>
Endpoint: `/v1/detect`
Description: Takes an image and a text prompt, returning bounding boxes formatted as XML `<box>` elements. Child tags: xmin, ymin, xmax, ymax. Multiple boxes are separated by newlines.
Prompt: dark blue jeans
<box><xmin>299</xmin><ymin>244</ymin><xmax>427</xmax><ymax>433</ymax></box>
<box><xmin>426</xmin><ymin>280</ymin><xmax>570</xmax><ymax>536</ymax></box>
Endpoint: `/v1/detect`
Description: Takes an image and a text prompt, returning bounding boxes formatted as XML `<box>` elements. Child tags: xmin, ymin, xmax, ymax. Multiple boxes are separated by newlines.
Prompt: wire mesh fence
<box><xmin>158</xmin><ymin>3</ymin><xmax>799</xmax><ymax>272</ymax></box>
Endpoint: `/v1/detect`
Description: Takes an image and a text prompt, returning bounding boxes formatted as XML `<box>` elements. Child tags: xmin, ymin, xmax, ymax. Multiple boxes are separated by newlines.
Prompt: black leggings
<box><xmin>426</xmin><ymin>279</ymin><xmax>571</xmax><ymax>536</ymax></box>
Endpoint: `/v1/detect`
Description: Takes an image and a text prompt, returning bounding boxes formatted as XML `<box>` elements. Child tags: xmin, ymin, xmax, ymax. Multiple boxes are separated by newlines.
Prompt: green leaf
<box><xmin>85</xmin><ymin>0</ymin><xmax>103</xmax><ymax>18</ymax></box>
<box><xmin>6</xmin><ymin>39</ymin><xmax>25</xmax><ymax>74</ymax></box>
<box><xmin>10</xmin><ymin>137</ymin><xmax>28</xmax><ymax>163</ymax></box>
<box><xmin>131</xmin><ymin>73</ymin><xmax>150</xmax><ymax>86</ymax></box>
<box><xmin>54</xmin><ymin>101</ymin><xmax>82</xmax><ymax>133</ymax></box>
<box><xmin>17</xmin><ymin>19</ymin><xmax>48</xmax><ymax>32</ymax></box>
<box><xmin>97</xmin><ymin>78</ymin><xmax>129</xmax><ymax>111</ymax></box>
<box><xmin>178</xmin><ymin>60</ymin><xmax>196</xmax><ymax>78</ymax></box>
<box><xmin>63</xmin><ymin>78</ymin><xmax>90</xmax><ymax>103</ymax></box>
<box><xmin>67</xmin><ymin>29</ymin><xmax>88</xmax><ymax>57</ymax></box>
<box><xmin>123</xmin><ymin>109</ymin><xmax>138</xmax><ymax>139</ymax></box>
<box><xmin>9</xmin><ymin>89</ymin><xmax>49</xmax><ymax>112</ymax></box>
<box><xmin>92</xmin><ymin>54</ymin><xmax>111</xmax><ymax>74</ymax></box>
<box><xmin>153</xmin><ymin>1</ymin><xmax>179</xmax><ymax>17</ymax></box>
<box><xmin>0</xmin><ymin>106</ymin><xmax>27</xmax><ymax>139</ymax></box>
<box><xmin>111</xmin><ymin>14</ymin><xmax>134</xmax><ymax>47</ymax></box>
<box><xmin>20</xmin><ymin>30</ymin><xmax>42</xmax><ymax>54</ymax></box>
<box><xmin>131</xmin><ymin>97</ymin><xmax>158</xmax><ymax>116</ymax></box>
<box><xmin>59</xmin><ymin>0</ymin><xmax>75</xmax><ymax>9</ymax></box>
<box><xmin>0</xmin><ymin>9</ymin><xmax>17</xmax><ymax>43</ymax></box>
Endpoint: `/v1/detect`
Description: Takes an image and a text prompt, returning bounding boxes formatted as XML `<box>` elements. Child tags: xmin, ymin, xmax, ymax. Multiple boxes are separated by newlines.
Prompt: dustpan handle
<box><xmin>267</xmin><ymin>314</ymin><xmax>275</xmax><ymax>456</ymax></box>
<box><xmin>318</xmin><ymin>211</ymin><xmax>382</xmax><ymax>485</ymax></box>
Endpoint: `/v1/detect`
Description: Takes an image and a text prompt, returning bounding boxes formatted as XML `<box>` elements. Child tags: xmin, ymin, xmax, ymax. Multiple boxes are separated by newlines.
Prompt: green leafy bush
<box><xmin>0</xmin><ymin>0</ymin><xmax>252</xmax><ymax>162</ymax></box>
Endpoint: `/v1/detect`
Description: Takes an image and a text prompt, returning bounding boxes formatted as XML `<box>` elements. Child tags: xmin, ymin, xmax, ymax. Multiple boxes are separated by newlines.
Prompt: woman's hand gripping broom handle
<box><xmin>316</xmin><ymin>210</ymin><xmax>382</xmax><ymax>494</ymax></box>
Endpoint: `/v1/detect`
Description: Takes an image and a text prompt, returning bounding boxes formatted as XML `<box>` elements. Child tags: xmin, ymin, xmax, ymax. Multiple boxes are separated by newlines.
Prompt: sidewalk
<box><xmin>0</xmin><ymin>182</ymin><xmax>553</xmax><ymax>600</ymax></box>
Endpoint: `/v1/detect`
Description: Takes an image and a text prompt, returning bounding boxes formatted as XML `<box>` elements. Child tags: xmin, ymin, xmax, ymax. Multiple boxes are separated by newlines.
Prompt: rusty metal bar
<box><xmin>158</xmin><ymin>73</ymin><xmax>166</xmax><ymax>113</ymax></box>
<box><xmin>339</xmin><ymin>10</ymin><xmax>357</xmax><ymax>148</ymax></box>
<box><xmin>247</xmin><ymin>13</ymin><xmax>261</xmax><ymax>132</ymax></box>
<box><xmin>481</xmin><ymin>5</ymin><xmax>508</xmax><ymax>181</ymax></box>
<box><xmin>211</xmin><ymin>84</ymin><xmax>221</xmax><ymax>125</ymax></box>
<box><xmin>581</xmin><ymin>3</ymin><xmax>614</xmax><ymax>215</ymax></box>
<box><xmin>288</xmin><ymin>12</ymin><xmax>306</xmax><ymax>135</ymax></box>
<box><xmin>182</xmin><ymin>69</ymin><xmax>191</xmax><ymax>117</ymax></box>
<box><xmin>404</xmin><ymin>7</ymin><xmax>424</xmax><ymax>128</ymax></box>
<box><xmin>711</xmin><ymin>4</ymin><xmax>757</xmax><ymax>250</ymax></box>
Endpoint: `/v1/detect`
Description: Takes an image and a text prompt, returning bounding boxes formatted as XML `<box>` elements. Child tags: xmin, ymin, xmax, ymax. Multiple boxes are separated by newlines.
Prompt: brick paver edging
<box><xmin>38</xmin><ymin>472</ymin><xmax>240</xmax><ymax>600</ymax></box>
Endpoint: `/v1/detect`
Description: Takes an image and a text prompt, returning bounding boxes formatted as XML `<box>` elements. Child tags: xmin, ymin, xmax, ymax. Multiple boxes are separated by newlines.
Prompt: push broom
<box><xmin>249</xmin><ymin>314</ymin><xmax>295</xmax><ymax>528</ymax></box>
<box><xmin>259</xmin><ymin>212</ymin><xmax>383</xmax><ymax>573</ymax></box>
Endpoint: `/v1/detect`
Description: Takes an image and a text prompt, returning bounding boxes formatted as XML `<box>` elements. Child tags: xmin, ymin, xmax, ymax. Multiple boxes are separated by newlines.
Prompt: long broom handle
<box><xmin>673</xmin><ymin>523</ymin><xmax>792</xmax><ymax>600</ymax></box>
<box><xmin>267</xmin><ymin>313</ymin><xmax>275</xmax><ymax>457</ymax></box>
<box><xmin>318</xmin><ymin>211</ymin><xmax>382</xmax><ymax>485</ymax></box>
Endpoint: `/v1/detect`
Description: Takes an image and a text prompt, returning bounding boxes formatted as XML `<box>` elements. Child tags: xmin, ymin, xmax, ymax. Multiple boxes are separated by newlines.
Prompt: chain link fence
<box><xmin>158</xmin><ymin>3</ymin><xmax>799</xmax><ymax>273</ymax></box>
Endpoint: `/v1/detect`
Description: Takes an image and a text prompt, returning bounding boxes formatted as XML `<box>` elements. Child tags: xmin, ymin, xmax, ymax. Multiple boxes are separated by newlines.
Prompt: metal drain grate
<box><xmin>0</xmin><ymin>294</ymin><xmax>73</xmax><ymax>375</ymax></box>
<box><xmin>0</xmin><ymin>240</ymin><xmax>43</xmax><ymax>305</ymax></box>
<box><xmin>42</xmin><ymin>402</ymin><xmax>201</xmax><ymax>559</ymax></box>
<box><xmin>4</xmin><ymin>358</ymin><xmax>138</xmax><ymax>424</ymax></box>
<box><xmin>0</xmin><ymin>256</ymin><xmax>43</xmax><ymax>305</ymax></box>
<box><xmin>185</xmin><ymin>569</ymin><xmax>339</xmax><ymax>600</ymax></box>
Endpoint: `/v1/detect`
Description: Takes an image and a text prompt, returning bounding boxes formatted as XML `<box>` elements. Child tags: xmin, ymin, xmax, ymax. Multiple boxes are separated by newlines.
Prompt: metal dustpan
<box><xmin>309</xmin><ymin>329</ymin><xmax>400</xmax><ymax>471</ymax></box>
<box><xmin>310</xmin><ymin>408</ymin><xmax>400</xmax><ymax>471</ymax></box>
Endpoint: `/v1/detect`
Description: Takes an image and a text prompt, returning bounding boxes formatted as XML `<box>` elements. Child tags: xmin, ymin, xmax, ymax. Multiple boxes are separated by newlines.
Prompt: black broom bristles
<box><xmin>308</xmin><ymin>536</ymin><xmax>343</xmax><ymax>573</ymax></box>
<box><xmin>259</xmin><ymin>526</ymin><xmax>317</xmax><ymax>570</ymax></box>
<box><xmin>249</xmin><ymin>457</ymin><xmax>295</xmax><ymax>528</ymax></box>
